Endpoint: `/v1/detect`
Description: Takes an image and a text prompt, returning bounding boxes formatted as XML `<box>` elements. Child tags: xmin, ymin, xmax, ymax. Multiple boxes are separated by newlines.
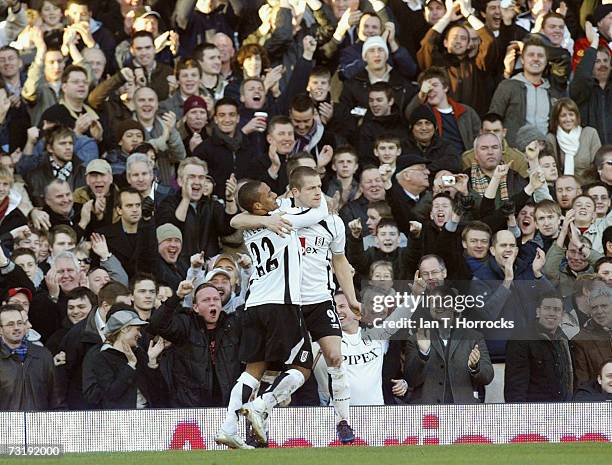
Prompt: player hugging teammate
<box><xmin>216</xmin><ymin>166</ymin><xmax>361</xmax><ymax>449</ymax></box>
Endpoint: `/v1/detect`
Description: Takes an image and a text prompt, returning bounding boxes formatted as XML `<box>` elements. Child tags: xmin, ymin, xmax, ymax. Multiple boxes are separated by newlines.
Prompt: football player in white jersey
<box><xmin>232</xmin><ymin>166</ymin><xmax>362</xmax><ymax>444</ymax></box>
<box><xmin>215</xmin><ymin>175</ymin><xmax>329</xmax><ymax>449</ymax></box>
<box><xmin>313</xmin><ymin>288</ymin><xmax>419</xmax><ymax>405</ymax></box>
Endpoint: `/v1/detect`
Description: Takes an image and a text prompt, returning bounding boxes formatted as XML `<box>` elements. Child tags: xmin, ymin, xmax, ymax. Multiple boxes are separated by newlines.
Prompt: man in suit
<box><xmin>405</xmin><ymin>285</ymin><xmax>494</xmax><ymax>404</ymax></box>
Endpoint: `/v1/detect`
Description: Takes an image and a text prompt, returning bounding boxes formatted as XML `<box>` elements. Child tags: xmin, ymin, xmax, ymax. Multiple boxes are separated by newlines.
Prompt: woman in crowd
<box><xmin>546</xmin><ymin>98</ymin><xmax>602</xmax><ymax>185</ymax></box>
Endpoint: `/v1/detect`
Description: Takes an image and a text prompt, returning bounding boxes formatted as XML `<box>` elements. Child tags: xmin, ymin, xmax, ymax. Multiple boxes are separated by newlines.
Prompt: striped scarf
<box><xmin>470</xmin><ymin>163</ymin><xmax>509</xmax><ymax>201</ymax></box>
<box><xmin>49</xmin><ymin>157</ymin><xmax>73</xmax><ymax>181</ymax></box>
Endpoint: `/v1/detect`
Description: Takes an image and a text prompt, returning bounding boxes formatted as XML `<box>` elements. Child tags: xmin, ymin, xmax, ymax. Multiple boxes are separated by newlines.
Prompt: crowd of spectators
<box><xmin>0</xmin><ymin>0</ymin><xmax>611</xmax><ymax>413</ymax></box>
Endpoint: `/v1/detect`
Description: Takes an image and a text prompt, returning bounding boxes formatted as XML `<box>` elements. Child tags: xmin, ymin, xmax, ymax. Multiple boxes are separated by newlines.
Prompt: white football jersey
<box><xmin>313</xmin><ymin>328</ymin><xmax>389</xmax><ymax>406</ymax></box>
<box><xmin>299</xmin><ymin>215</ymin><xmax>346</xmax><ymax>304</ymax></box>
<box><xmin>243</xmin><ymin>197</ymin><xmax>328</xmax><ymax>308</ymax></box>
<box><xmin>278</xmin><ymin>198</ymin><xmax>346</xmax><ymax>304</ymax></box>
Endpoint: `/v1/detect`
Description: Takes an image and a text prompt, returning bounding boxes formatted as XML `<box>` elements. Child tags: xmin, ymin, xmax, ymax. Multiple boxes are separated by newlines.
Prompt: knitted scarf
<box><xmin>470</xmin><ymin>162</ymin><xmax>509</xmax><ymax>200</ymax></box>
<box><xmin>556</xmin><ymin>126</ymin><xmax>581</xmax><ymax>175</ymax></box>
<box><xmin>49</xmin><ymin>157</ymin><xmax>73</xmax><ymax>181</ymax></box>
<box><xmin>294</xmin><ymin>120</ymin><xmax>325</xmax><ymax>154</ymax></box>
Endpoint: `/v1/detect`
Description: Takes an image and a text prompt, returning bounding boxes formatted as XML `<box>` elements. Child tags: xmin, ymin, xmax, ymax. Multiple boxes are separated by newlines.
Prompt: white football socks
<box><xmin>221</xmin><ymin>372</ymin><xmax>259</xmax><ymax>434</ymax></box>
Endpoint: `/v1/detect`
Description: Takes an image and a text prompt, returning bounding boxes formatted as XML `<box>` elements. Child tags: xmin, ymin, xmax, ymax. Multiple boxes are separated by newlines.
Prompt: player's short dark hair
<box><xmin>289</xmin><ymin>166</ymin><xmax>319</xmax><ymax>190</ymax></box>
<box><xmin>61</xmin><ymin>64</ymin><xmax>87</xmax><ymax>84</ymax></box>
<box><xmin>521</xmin><ymin>35</ymin><xmax>548</xmax><ymax>60</ymax></box>
<box><xmin>45</xmin><ymin>125</ymin><xmax>74</xmax><ymax>147</ymax></box>
<box><xmin>360</xmin><ymin>165</ymin><xmax>380</xmax><ymax>183</ymax></box>
<box><xmin>237</xmin><ymin>181</ymin><xmax>264</xmax><ymax>213</ymax></box>
<box><xmin>599</xmin><ymin>358</ymin><xmax>612</xmax><ymax>375</ymax></box>
<box><xmin>333</xmin><ymin>146</ymin><xmax>358</xmax><ymax>163</ymax></box>
<box><xmin>367</xmin><ymin>200</ymin><xmax>392</xmax><ymax>218</ymax></box>
<box><xmin>11</xmin><ymin>247</ymin><xmax>37</xmax><ymax>262</ymax></box>
<box><xmin>131</xmin><ymin>142</ymin><xmax>156</xmax><ymax>156</ymax></box>
<box><xmin>0</xmin><ymin>304</ymin><xmax>26</xmax><ymax>322</ymax></box>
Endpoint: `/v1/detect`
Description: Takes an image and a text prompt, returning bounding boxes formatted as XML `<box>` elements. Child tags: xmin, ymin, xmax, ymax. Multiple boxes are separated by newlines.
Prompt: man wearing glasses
<box><xmin>0</xmin><ymin>304</ymin><xmax>60</xmax><ymax>410</ymax></box>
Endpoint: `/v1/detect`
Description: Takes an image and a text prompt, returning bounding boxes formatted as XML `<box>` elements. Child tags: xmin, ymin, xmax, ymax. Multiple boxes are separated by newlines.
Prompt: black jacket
<box><xmin>41</xmin><ymin>205</ymin><xmax>85</xmax><ymax>241</ymax></box>
<box><xmin>356</xmin><ymin>109</ymin><xmax>410</xmax><ymax>164</ymax></box>
<box><xmin>0</xmin><ymin>206</ymin><xmax>27</xmax><ymax>246</ymax></box>
<box><xmin>194</xmin><ymin>129</ymin><xmax>269</xmax><ymax>198</ymax></box>
<box><xmin>29</xmin><ymin>289</ymin><xmax>68</xmax><ymax>344</ymax></box>
<box><xmin>504</xmin><ymin>324</ymin><xmax>573</xmax><ymax>402</ymax></box>
<box><xmin>0</xmin><ymin>341</ymin><xmax>61</xmax><ymax>411</ymax></box>
<box><xmin>25</xmin><ymin>157</ymin><xmax>86</xmax><ymax>208</ymax></box>
<box><xmin>570</xmin><ymin>47</ymin><xmax>612</xmax><ymax>144</ymax></box>
<box><xmin>573</xmin><ymin>380</ymin><xmax>612</xmax><ymax>402</ymax></box>
<box><xmin>95</xmin><ymin>220</ymin><xmax>156</xmax><ymax>278</ymax></box>
<box><xmin>346</xmin><ymin>234</ymin><xmax>414</xmax><ymax>281</ymax></box>
<box><xmin>403</xmin><ymin>133</ymin><xmax>462</xmax><ymax>174</ymax></box>
<box><xmin>154</xmin><ymin>255</ymin><xmax>189</xmax><ymax>292</ymax></box>
<box><xmin>59</xmin><ymin>310</ymin><xmax>103</xmax><ymax>409</ymax></box>
<box><xmin>82</xmin><ymin>343</ymin><xmax>163</xmax><ymax>409</ymax></box>
<box><xmin>156</xmin><ymin>191</ymin><xmax>235</xmax><ymax>262</ymax></box>
<box><xmin>339</xmin><ymin>196</ymin><xmax>369</xmax><ymax>237</ymax></box>
<box><xmin>385</xmin><ymin>183</ymin><xmax>432</xmax><ymax>236</ymax></box>
<box><xmin>148</xmin><ymin>295</ymin><xmax>242</xmax><ymax>407</ymax></box>
<box><xmin>337</xmin><ymin>68</ymin><xmax>417</xmax><ymax>141</ymax></box>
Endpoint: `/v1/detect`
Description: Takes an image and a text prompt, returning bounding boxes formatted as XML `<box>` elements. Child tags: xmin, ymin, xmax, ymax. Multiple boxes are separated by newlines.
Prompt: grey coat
<box><xmin>489</xmin><ymin>77</ymin><xmax>555</xmax><ymax>147</ymax></box>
